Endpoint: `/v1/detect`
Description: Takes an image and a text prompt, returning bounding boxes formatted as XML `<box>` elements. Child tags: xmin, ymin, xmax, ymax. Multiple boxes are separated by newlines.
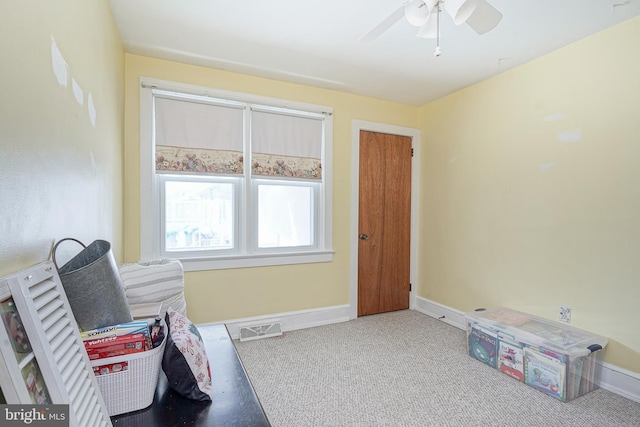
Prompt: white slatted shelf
<box><xmin>5</xmin><ymin>261</ymin><xmax>112</xmax><ymax>427</ymax></box>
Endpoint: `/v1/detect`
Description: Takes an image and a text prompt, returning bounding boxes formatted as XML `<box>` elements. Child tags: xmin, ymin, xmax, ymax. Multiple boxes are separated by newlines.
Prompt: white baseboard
<box><xmin>414</xmin><ymin>296</ymin><xmax>640</xmax><ymax>404</ymax></box>
<box><xmin>414</xmin><ymin>296</ymin><xmax>466</xmax><ymax>329</ymax></box>
<box><xmin>599</xmin><ymin>362</ymin><xmax>640</xmax><ymax>403</ymax></box>
<box><xmin>209</xmin><ymin>304</ymin><xmax>351</xmax><ymax>340</ymax></box>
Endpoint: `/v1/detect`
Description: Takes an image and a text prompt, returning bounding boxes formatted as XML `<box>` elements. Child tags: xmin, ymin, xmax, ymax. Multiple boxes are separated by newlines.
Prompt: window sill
<box><xmin>175</xmin><ymin>250</ymin><xmax>335</xmax><ymax>272</ymax></box>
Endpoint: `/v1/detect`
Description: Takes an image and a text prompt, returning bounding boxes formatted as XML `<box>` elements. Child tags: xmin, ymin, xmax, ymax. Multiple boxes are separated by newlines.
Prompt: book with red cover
<box><xmin>85</xmin><ymin>333</ymin><xmax>146</xmax><ymax>360</ymax></box>
<box><xmin>498</xmin><ymin>337</ymin><xmax>524</xmax><ymax>381</ymax></box>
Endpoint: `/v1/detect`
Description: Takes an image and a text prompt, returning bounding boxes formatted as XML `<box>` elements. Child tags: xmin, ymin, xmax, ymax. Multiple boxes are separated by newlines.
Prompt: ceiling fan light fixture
<box><xmin>416</xmin><ymin>13</ymin><xmax>438</xmax><ymax>39</ymax></box>
<box><xmin>465</xmin><ymin>0</ymin><xmax>503</xmax><ymax>35</ymax></box>
<box><xmin>405</xmin><ymin>0</ymin><xmax>433</xmax><ymax>27</ymax></box>
<box><xmin>444</xmin><ymin>0</ymin><xmax>479</xmax><ymax>25</ymax></box>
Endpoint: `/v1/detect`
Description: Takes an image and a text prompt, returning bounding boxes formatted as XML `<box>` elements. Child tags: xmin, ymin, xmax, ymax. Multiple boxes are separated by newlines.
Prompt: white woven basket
<box><xmin>90</xmin><ymin>322</ymin><xmax>166</xmax><ymax>416</ymax></box>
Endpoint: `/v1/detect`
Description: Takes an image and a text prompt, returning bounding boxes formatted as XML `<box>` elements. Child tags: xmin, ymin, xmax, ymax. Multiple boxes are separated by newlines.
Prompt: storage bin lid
<box><xmin>466</xmin><ymin>307</ymin><xmax>608</xmax><ymax>358</ymax></box>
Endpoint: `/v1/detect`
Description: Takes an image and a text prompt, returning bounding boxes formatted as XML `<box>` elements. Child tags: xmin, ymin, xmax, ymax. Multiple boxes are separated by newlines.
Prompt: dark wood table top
<box><xmin>111</xmin><ymin>323</ymin><xmax>270</xmax><ymax>426</ymax></box>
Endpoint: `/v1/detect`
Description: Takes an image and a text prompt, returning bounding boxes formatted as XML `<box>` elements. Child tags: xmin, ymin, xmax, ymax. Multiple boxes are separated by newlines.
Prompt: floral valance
<box><xmin>252</xmin><ymin>153</ymin><xmax>321</xmax><ymax>180</ymax></box>
<box><xmin>156</xmin><ymin>145</ymin><xmax>243</xmax><ymax>175</ymax></box>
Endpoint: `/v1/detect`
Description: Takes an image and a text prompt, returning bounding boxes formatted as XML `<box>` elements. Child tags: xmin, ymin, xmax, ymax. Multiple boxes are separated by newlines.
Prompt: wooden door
<box><xmin>358</xmin><ymin>130</ymin><xmax>412</xmax><ymax>316</ymax></box>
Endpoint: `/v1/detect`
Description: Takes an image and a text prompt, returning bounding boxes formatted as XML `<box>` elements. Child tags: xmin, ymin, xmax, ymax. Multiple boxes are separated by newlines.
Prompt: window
<box><xmin>139</xmin><ymin>79</ymin><xmax>333</xmax><ymax>271</ymax></box>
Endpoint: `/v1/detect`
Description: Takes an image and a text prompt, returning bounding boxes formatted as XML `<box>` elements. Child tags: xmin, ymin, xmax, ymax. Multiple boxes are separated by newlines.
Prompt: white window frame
<box><xmin>252</xmin><ymin>178</ymin><xmax>321</xmax><ymax>252</ymax></box>
<box><xmin>139</xmin><ymin>78</ymin><xmax>334</xmax><ymax>271</ymax></box>
<box><xmin>159</xmin><ymin>174</ymin><xmax>242</xmax><ymax>257</ymax></box>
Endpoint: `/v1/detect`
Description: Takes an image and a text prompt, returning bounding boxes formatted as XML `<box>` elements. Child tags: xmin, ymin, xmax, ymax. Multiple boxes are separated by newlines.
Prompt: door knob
<box><xmin>359</xmin><ymin>234</ymin><xmax>369</xmax><ymax>240</ymax></box>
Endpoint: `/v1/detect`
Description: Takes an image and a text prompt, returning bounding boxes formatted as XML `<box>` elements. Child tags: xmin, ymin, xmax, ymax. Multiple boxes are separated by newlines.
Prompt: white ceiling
<box><xmin>109</xmin><ymin>0</ymin><xmax>640</xmax><ymax>106</ymax></box>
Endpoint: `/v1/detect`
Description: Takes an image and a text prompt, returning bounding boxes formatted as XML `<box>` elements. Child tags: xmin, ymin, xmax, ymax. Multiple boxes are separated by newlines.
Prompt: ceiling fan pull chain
<box><xmin>435</xmin><ymin>0</ymin><xmax>442</xmax><ymax>56</ymax></box>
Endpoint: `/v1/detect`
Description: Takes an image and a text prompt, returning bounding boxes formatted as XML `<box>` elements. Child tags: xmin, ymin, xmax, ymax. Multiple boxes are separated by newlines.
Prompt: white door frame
<box><xmin>350</xmin><ymin>120</ymin><xmax>421</xmax><ymax>319</ymax></box>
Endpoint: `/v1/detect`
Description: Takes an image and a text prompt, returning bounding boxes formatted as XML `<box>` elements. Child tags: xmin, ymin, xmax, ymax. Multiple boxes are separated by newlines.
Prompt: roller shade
<box><xmin>154</xmin><ymin>96</ymin><xmax>244</xmax><ymax>175</ymax></box>
<box><xmin>251</xmin><ymin>109</ymin><xmax>323</xmax><ymax>180</ymax></box>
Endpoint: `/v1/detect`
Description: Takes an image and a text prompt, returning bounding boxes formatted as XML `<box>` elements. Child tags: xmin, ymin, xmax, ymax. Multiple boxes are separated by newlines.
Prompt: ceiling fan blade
<box><xmin>358</xmin><ymin>5</ymin><xmax>406</xmax><ymax>43</ymax></box>
<box><xmin>465</xmin><ymin>0</ymin><xmax>503</xmax><ymax>35</ymax></box>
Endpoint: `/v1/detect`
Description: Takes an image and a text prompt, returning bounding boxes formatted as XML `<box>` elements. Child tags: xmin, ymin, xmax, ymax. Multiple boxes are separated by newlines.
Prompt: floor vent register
<box><xmin>239</xmin><ymin>322</ymin><xmax>283</xmax><ymax>342</ymax></box>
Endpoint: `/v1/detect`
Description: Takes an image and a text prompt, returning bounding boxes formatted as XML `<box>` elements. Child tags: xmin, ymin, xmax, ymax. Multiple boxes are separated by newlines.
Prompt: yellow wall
<box><xmin>5</xmin><ymin>0</ymin><xmax>635</xmax><ymax>378</ymax></box>
<box><xmin>419</xmin><ymin>17</ymin><xmax>640</xmax><ymax>372</ymax></box>
<box><xmin>0</xmin><ymin>1</ymin><xmax>124</xmax><ymax>274</ymax></box>
<box><xmin>123</xmin><ymin>55</ymin><xmax>420</xmax><ymax>323</ymax></box>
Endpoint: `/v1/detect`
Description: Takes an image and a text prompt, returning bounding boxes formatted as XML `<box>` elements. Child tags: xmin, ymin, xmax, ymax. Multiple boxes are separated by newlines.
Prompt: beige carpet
<box><xmin>234</xmin><ymin>309</ymin><xmax>640</xmax><ymax>427</ymax></box>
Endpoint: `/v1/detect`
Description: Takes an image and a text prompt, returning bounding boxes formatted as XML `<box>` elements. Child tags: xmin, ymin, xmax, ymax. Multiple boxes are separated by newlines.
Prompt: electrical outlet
<box><xmin>559</xmin><ymin>306</ymin><xmax>572</xmax><ymax>323</ymax></box>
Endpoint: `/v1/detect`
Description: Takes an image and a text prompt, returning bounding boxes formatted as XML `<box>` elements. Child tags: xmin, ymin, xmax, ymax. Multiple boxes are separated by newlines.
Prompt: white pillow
<box><xmin>118</xmin><ymin>259</ymin><xmax>187</xmax><ymax>317</ymax></box>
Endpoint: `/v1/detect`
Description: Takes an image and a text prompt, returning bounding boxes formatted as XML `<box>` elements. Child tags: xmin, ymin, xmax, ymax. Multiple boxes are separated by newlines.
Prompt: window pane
<box><xmin>258</xmin><ymin>185</ymin><xmax>313</xmax><ymax>248</ymax></box>
<box><xmin>165</xmin><ymin>181</ymin><xmax>234</xmax><ymax>251</ymax></box>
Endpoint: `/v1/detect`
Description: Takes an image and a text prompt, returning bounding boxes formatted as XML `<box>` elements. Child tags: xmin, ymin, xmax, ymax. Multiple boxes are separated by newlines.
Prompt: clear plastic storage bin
<box><xmin>466</xmin><ymin>307</ymin><xmax>608</xmax><ymax>402</ymax></box>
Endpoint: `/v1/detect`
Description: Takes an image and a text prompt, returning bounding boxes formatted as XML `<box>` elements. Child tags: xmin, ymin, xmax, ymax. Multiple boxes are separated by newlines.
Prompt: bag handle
<box><xmin>52</xmin><ymin>238</ymin><xmax>87</xmax><ymax>270</ymax></box>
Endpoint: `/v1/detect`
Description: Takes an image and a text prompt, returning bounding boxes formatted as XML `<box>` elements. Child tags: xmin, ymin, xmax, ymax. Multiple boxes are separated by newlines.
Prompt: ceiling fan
<box><xmin>359</xmin><ymin>0</ymin><xmax>503</xmax><ymax>56</ymax></box>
